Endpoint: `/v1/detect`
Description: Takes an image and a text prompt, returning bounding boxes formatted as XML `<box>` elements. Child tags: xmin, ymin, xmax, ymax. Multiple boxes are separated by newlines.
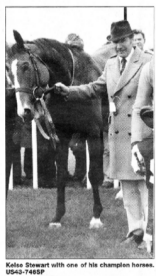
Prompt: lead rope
<box><xmin>34</xmin><ymin>118</ymin><xmax>50</xmax><ymax>140</ymax></box>
<box><xmin>39</xmin><ymin>96</ymin><xmax>59</xmax><ymax>150</ymax></box>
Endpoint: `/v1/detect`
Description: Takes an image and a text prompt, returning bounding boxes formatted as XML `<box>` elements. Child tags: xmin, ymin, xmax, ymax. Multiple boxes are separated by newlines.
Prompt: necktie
<box><xmin>120</xmin><ymin>58</ymin><xmax>127</xmax><ymax>75</ymax></box>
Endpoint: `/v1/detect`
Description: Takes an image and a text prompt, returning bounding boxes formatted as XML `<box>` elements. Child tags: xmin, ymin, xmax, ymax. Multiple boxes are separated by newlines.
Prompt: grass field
<box><xmin>6</xmin><ymin>186</ymin><xmax>153</xmax><ymax>259</ymax></box>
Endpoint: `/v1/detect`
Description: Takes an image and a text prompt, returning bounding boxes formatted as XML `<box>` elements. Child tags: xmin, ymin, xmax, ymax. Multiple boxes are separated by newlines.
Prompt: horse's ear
<box><xmin>13</xmin><ymin>30</ymin><xmax>25</xmax><ymax>49</ymax></box>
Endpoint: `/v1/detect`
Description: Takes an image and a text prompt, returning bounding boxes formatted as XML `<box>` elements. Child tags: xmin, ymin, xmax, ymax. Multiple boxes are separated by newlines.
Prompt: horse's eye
<box><xmin>21</xmin><ymin>63</ymin><xmax>29</xmax><ymax>72</ymax></box>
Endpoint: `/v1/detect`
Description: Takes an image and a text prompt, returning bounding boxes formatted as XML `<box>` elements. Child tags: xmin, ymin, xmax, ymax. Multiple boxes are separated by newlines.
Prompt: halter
<box><xmin>14</xmin><ymin>46</ymin><xmax>75</xmax><ymax>150</ymax></box>
<box><xmin>15</xmin><ymin>47</ymin><xmax>75</xmax><ymax>97</ymax></box>
<box><xmin>15</xmin><ymin>48</ymin><xmax>52</xmax><ymax>97</ymax></box>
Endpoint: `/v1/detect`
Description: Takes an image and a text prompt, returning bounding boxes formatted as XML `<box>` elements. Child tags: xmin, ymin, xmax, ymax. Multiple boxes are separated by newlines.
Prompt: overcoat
<box><xmin>68</xmin><ymin>47</ymin><xmax>152</xmax><ymax>180</ymax></box>
<box><xmin>131</xmin><ymin>58</ymin><xmax>153</xmax><ymax>144</ymax></box>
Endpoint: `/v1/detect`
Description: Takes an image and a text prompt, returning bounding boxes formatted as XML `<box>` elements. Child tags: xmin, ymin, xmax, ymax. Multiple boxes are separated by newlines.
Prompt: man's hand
<box><xmin>54</xmin><ymin>83</ymin><xmax>70</xmax><ymax>100</ymax></box>
<box><xmin>131</xmin><ymin>144</ymin><xmax>146</xmax><ymax>176</ymax></box>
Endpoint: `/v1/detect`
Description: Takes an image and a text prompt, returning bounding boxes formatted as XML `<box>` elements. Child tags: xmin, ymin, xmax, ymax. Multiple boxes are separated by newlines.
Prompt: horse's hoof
<box><xmin>89</xmin><ymin>217</ymin><xmax>103</xmax><ymax>229</ymax></box>
<box><xmin>49</xmin><ymin>222</ymin><xmax>62</xmax><ymax>228</ymax></box>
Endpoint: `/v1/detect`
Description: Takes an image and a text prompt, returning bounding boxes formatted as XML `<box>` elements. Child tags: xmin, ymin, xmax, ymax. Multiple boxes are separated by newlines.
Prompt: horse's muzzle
<box><xmin>23</xmin><ymin>108</ymin><xmax>33</xmax><ymax>122</ymax></box>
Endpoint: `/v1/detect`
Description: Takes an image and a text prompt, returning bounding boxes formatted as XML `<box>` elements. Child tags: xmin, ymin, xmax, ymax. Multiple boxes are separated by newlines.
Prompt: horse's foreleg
<box><xmin>49</xmin><ymin>140</ymin><xmax>69</xmax><ymax>227</ymax></box>
<box><xmin>87</xmin><ymin>136</ymin><xmax>103</xmax><ymax>228</ymax></box>
<box><xmin>49</xmin><ymin>185</ymin><xmax>66</xmax><ymax>227</ymax></box>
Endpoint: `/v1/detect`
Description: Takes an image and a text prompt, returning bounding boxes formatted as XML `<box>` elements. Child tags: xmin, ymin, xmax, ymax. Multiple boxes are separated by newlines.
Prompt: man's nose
<box><xmin>116</xmin><ymin>43</ymin><xmax>122</xmax><ymax>49</ymax></box>
<box><xmin>116</xmin><ymin>42</ymin><xmax>122</xmax><ymax>47</ymax></box>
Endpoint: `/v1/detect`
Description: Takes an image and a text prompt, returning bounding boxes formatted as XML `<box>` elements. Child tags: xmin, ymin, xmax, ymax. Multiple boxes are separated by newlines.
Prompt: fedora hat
<box><xmin>110</xmin><ymin>20</ymin><xmax>133</xmax><ymax>42</ymax></box>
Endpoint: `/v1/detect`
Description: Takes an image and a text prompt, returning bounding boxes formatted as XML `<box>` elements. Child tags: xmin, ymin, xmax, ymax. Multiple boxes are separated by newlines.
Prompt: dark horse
<box><xmin>6</xmin><ymin>42</ymin><xmax>26</xmax><ymax>198</ymax></box>
<box><xmin>8</xmin><ymin>30</ymin><xmax>114</xmax><ymax>228</ymax></box>
<box><xmin>5</xmin><ymin>55</ymin><xmax>20</xmax><ymax>197</ymax></box>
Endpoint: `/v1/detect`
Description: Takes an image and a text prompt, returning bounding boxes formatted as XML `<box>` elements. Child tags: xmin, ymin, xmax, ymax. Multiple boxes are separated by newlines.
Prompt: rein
<box><xmin>14</xmin><ymin>46</ymin><xmax>75</xmax><ymax>150</ymax></box>
<box><xmin>68</xmin><ymin>48</ymin><xmax>75</xmax><ymax>86</ymax></box>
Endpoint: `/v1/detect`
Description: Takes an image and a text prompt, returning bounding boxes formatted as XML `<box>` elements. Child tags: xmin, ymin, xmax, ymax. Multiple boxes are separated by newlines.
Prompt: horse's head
<box><xmin>9</xmin><ymin>30</ymin><xmax>50</xmax><ymax>122</ymax></box>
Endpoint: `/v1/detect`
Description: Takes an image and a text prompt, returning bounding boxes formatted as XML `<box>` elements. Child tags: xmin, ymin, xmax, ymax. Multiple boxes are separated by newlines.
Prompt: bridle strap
<box><xmin>28</xmin><ymin>52</ymin><xmax>41</xmax><ymax>88</ymax></box>
<box><xmin>15</xmin><ymin>87</ymin><xmax>33</xmax><ymax>94</ymax></box>
<box><xmin>15</xmin><ymin>46</ymin><xmax>75</xmax><ymax>97</ymax></box>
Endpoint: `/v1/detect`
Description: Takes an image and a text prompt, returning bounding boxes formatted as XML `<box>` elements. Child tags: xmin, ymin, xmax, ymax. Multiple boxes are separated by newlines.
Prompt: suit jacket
<box><xmin>68</xmin><ymin>47</ymin><xmax>152</xmax><ymax>180</ymax></box>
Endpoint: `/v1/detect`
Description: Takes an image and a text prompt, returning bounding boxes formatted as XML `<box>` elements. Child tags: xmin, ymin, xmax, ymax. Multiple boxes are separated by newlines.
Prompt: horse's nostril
<box><xmin>24</xmin><ymin>108</ymin><xmax>31</xmax><ymax>116</ymax></box>
<box><xmin>23</xmin><ymin>108</ymin><xmax>32</xmax><ymax>122</ymax></box>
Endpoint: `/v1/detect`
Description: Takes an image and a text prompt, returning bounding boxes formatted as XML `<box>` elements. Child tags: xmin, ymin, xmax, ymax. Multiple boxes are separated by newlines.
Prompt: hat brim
<box><xmin>110</xmin><ymin>32</ymin><xmax>133</xmax><ymax>43</ymax></box>
<box><xmin>106</xmin><ymin>35</ymin><xmax>111</xmax><ymax>41</ymax></box>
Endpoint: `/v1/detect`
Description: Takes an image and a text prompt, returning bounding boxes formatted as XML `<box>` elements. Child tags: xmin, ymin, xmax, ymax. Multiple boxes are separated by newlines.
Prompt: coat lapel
<box><xmin>108</xmin><ymin>56</ymin><xmax>120</xmax><ymax>88</ymax></box>
<box><xmin>113</xmin><ymin>47</ymin><xmax>142</xmax><ymax>94</ymax></box>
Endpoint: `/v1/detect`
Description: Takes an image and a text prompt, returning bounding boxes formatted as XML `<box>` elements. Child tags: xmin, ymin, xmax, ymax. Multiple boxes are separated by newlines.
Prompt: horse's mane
<box><xmin>8</xmin><ymin>36</ymin><xmax>102</xmax><ymax>84</ymax></box>
<box><xmin>8</xmin><ymin>38</ymin><xmax>69</xmax><ymax>59</ymax></box>
<box><xmin>9</xmin><ymin>37</ymin><xmax>98</xmax><ymax>64</ymax></box>
<box><xmin>8</xmin><ymin>37</ymin><xmax>91</xmax><ymax>70</ymax></box>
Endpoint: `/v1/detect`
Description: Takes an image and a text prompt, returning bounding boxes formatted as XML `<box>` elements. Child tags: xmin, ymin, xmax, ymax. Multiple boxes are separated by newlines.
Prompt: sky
<box><xmin>6</xmin><ymin>6</ymin><xmax>154</xmax><ymax>54</ymax></box>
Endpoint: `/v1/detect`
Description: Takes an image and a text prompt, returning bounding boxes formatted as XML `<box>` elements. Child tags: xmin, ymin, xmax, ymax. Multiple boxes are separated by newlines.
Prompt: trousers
<box><xmin>103</xmin><ymin>131</ymin><xmax>113</xmax><ymax>182</ymax></box>
<box><xmin>121</xmin><ymin>179</ymin><xmax>148</xmax><ymax>237</ymax></box>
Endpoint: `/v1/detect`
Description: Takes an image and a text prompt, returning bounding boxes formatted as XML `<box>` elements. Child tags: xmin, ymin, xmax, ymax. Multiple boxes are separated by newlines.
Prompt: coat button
<box><xmin>115</xmin><ymin>130</ymin><xmax>119</xmax><ymax>134</ymax></box>
<box><xmin>128</xmin><ymin>95</ymin><xmax>131</xmax><ymax>98</ymax></box>
<box><xmin>127</xmin><ymin>114</ymin><xmax>131</xmax><ymax>117</ymax></box>
<box><xmin>128</xmin><ymin>132</ymin><xmax>131</xmax><ymax>136</ymax></box>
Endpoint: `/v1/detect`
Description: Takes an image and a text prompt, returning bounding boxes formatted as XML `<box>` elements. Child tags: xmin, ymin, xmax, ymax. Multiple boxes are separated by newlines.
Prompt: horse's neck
<box><xmin>40</xmin><ymin>45</ymin><xmax>73</xmax><ymax>85</ymax></box>
<box><xmin>72</xmin><ymin>51</ymin><xmax>102</xmax><ymax>85</ymax></box>
<box><xmin>27</xmin><ymin>42</ymin><xmax>72</xmax><ymax>87</ymax></box>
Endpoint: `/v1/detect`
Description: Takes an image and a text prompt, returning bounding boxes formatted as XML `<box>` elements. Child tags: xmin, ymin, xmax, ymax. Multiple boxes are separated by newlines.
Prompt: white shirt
<box><xmin>119</xmin><ymin>47</ymin><xmax>134</xmax><ymax>71</ymax></box>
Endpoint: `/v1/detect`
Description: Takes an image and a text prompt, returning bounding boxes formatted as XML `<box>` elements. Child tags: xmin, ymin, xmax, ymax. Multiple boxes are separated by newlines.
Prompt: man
<box><xmin>54</xmin><ymin>20</ymin><xmax>152</xmax><ymax>245</ymax></box>
<box><xmin>133</xmin><ymin>29</ymin><xmax>153</xmax><ymax>55</ymax></box>
<box><xmin>65</xmin><ymin>33</ymin><xmax>84</xmax><ymax>51</ymax></box>
<box><xmin>133</xmin><ymin>29</ymin><xmax>146</xmax><ymax>51</ymax></box>
<box><xmin>131</xmin><ymin>59</ymin><xmax>154</xmax><ymax>252</ymax></box>
<box><xmin>93</xmin><ymin>38</ymin><xmax>116</xmax><ymax>188</ymax></box>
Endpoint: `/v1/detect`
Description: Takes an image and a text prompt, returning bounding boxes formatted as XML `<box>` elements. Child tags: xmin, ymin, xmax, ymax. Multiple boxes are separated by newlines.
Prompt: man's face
<box><xmin>133</xmin><ymin>33</ymin><xmax>145</xmax><ymax>51</ymax></box>
<box><xmin>113</xmin><ymin>37</ymin><xmax>133</xmax><ymax>58</ymax></box>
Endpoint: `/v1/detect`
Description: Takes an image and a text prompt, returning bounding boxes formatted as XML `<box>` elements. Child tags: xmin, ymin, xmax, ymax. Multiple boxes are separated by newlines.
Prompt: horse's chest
<box><xmin>50</xmin><ymin>102</ymin><xmax>90</xmax><ymax>131</ymax></box>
